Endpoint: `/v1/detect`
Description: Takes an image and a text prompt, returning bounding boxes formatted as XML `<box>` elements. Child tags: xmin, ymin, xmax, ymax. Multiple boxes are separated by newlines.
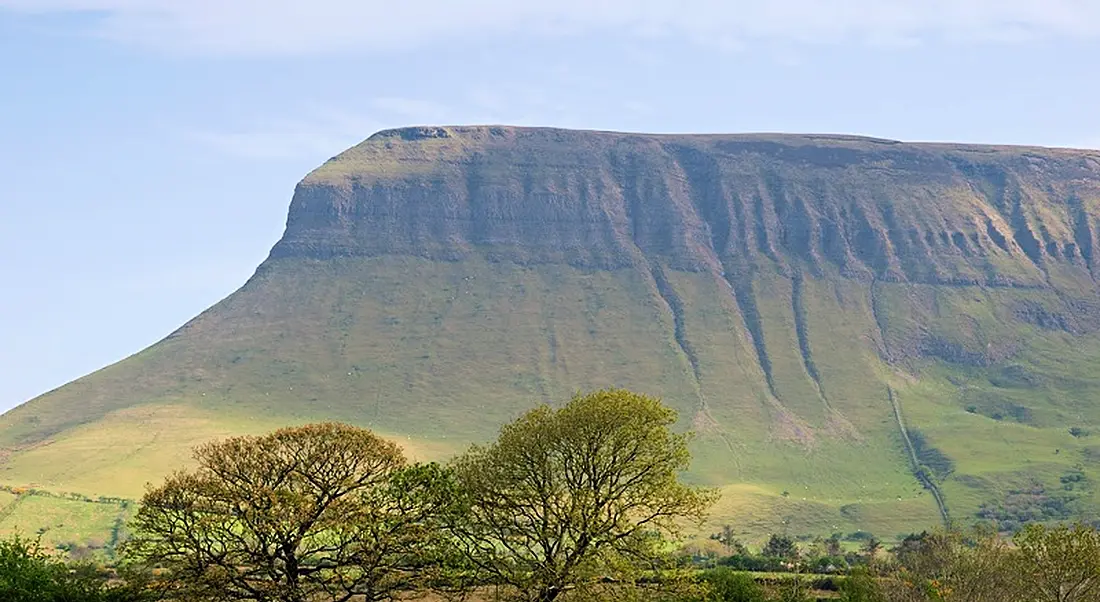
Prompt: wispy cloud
<box><xmin>4</xmin><ymin>0</ymin><xmax>1100</xmax><ymax>56</ymax></box>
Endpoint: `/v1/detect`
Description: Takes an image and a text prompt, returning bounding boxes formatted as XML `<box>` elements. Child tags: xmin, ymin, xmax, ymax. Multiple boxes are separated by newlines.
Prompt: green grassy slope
<box><xmin>8</xmin><ymin>254</ymin><xmax>1100</xmax><ymax>540</ymax></box>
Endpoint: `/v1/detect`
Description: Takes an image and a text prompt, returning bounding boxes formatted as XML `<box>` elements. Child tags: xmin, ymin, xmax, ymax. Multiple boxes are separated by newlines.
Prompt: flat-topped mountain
<box><xmin>5</xmin><ymin>126</ymin><xmax>1100</xmax><ymax>543</ymax></box>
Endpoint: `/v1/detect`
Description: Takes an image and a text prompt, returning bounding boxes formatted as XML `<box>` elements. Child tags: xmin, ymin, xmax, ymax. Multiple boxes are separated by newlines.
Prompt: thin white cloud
<box><xmin>3</xmin><ymin>0</ymin><xmax>1100</xmax><ymax>55</ymax></box>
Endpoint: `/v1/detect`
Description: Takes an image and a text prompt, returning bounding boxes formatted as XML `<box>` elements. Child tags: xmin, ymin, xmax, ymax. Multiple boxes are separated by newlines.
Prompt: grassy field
<box><xmin>0</xmin><ymin>493</ymin><xmax>131</xmax><ymax>555</ymax></box>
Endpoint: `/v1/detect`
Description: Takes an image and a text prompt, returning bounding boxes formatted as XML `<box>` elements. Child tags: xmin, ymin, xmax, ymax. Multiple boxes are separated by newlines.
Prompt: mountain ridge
<box><xmin>278</xmin><ymin>126</ymin><xmax>1100</xmax><ymax>287</ymax></box>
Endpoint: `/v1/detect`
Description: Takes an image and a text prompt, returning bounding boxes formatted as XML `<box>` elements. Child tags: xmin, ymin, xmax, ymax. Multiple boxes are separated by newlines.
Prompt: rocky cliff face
<box><xmin>273</xmin><ymin>126</ymin><xmax>1100</xmax><ymax>288</ymax></box>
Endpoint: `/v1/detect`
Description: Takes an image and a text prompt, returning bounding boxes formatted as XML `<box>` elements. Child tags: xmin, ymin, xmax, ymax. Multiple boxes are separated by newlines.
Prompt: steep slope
<box><xmin>5</xmin><ymin>126</ymin><xmax>1100</xmax><ymax>542</ymax></box>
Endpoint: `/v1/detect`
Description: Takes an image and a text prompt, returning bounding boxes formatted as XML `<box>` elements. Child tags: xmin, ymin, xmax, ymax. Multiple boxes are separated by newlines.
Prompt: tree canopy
<box><xmin>885</xmin><ymin>526</ymin><xmax>1020</xmax><ymax>602</ymax></box>
<box><xmin>447</xmin><ymin>388</ymin><xmax>716</xmax><ymax>602</ymax></box>
<box><xmin>1014</xmin><ymin>523</ymin><xmax>1100</xmax><ymax>602</ymax></box>
<box><xmin>126</xmin><ymin>423</ymin><xmax>451</xmax><ymax>602</ymax></box>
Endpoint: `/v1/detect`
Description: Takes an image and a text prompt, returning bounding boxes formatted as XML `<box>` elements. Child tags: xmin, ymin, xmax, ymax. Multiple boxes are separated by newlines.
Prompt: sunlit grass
<box><xmin>5</xmin><ymin>256</ymin><xmax>1100</xmax><ymax>545</ymax></box>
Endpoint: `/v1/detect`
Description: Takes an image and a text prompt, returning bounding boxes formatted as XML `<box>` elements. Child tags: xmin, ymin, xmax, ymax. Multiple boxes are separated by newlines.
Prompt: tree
<box><xmin>762</xmin><ymin>534</ymin><xmax>799</xmax><ymax>562</ymax></box>
<box><xmin>126</xmin><ymin>423</ymin><xmax>453</xmax><ymax>602</ymax></box>
<box><xmin>804</xmin><ymin>536</ymin><xmax>847</xmax><ymax>574</ymax></box>
<box><xmin>774</xmin><ymin>576</ymin><xmax>813</xmax><ymax>602</ymax></box>
<box><xmin>885</xmin><ymin>526</ymin><xmax>1021</xmax><ymax>602</ymax></box>
<box><xmin>0</xmin><ymin>535</ymin><xmax>149</xmax><ymax>602</ymax></box>
<box><xmin>1014</xmin><ymin>523</ymin><xmax>1100</xmax><ymax>602</ymax></box>
<box><xmin>837</xmin><ymin>566</ymin><xmax>886</xmax><ymax>602</ymax></box>
<box><xmin>710</xmin><ymin>525</ymin><xmax>747</xmax><ymax>556</ymax></box>
<box><xmin>447</xmin><ymin>389</ymin><xmax>716</xmax><ymax>602</ymax></box>
<box><xmin>861</xmin><ymin>536</ymin><xmax>882</xmax><ymax>562</ymax></box>
<box><xmin>0</xmin><ymin>536</ymin><xmax>68</xmax><ymax>601</ymax></box>
<box><xmin>698</xmin><ymin>567</ymin><xmax>767</xmax><ymax>602</ymax></box>
<box><xmin>893</xmin><ymin>532</ymin><xmax>930</xmax><ymax>560</ymax></box>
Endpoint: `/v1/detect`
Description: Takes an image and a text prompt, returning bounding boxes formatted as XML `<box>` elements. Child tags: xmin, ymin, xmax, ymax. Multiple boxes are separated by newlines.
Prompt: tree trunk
<box><xmin>536</xmin><ymin>585</ymin><xmax>561</xmax><ymax>602</ymax></box>
<box><xmin>283</xmin><ymin>547</ymin><xmax>305</xmax><ymax>602</ymax></box>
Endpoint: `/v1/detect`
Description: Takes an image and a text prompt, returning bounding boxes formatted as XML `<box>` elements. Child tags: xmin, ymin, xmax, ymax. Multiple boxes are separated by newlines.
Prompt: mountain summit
<box><xmin>6</xmin><ymin>126</ymin><xmax>1100</xmax><ymax>538</ymax></box>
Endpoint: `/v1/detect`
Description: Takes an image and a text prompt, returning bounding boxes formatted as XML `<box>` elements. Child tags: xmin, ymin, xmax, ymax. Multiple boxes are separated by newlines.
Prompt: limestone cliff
<box><xmin>275</xmin><ymin>126</ymin><xmax>1100</xmax><ymax>288</ymax></box>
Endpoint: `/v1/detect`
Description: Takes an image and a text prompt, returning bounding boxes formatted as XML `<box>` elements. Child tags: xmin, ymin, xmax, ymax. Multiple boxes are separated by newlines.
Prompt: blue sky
<box><xmin>2</xmin><ymin>1</ymin><xmax>1100</xmax><ymax>413</ymax></box>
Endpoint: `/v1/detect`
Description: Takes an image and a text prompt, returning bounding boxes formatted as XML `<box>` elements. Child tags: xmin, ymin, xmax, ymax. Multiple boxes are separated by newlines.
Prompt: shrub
<box><xmin>773</xmin><ymin>576</ymin><xmax>813</xmax><ymax>602</ymax></box>
<box><xmin>717</xmin><ymin>554</ymin><xmax>785</xmax><ymax>572</ymax></box>
<box><xmin>698</xmin><ymin>568</ymin><xmax>767</xmax><ymax>602</ymax></box>
<box><xmin>837</xmin><ymin>567</ymin><xmax>886</xmax><ymax>602</ymax></box>
<box><xmin>0</xmin><ymin>535</ymin><xmax>147</xmax><ymax>602</ymax></box>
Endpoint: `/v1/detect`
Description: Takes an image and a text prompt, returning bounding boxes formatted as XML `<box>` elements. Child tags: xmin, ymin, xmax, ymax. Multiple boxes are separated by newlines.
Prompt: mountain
<box><xmin>5</xmin><ymin>126</ymin><xmax>1100</xmax><ymax>544</ymax></box>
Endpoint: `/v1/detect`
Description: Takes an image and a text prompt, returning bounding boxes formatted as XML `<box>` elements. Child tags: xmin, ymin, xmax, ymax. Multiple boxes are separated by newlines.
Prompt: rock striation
<box><xmin>273</xmin><ymin>126</ymin><xmax>1100</xmax><ymax>288</ymax></box>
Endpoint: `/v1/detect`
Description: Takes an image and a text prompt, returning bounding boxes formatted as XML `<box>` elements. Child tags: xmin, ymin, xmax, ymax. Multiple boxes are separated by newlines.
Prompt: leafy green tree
<box><xmin>837</xmin><ymin>566</ymin><xmax>886</xmax><ymax>602</ymax></box>
<box><xmin>710</xmin><ymin>526</ymin><xmax>747</xmax><ymax>556</ymax></box>
<box><xmin>803</xmin><ymin>536</ymin><xmax>847</xmax><ymax>574</ymax></box>
<box><xmin>698</xmin><ymin>567</ymin><xmax>767</xmax><ymax>602</ymax></box>
<box><xmin>762</xmin><ymin>535</ymin><xmax>799</xmax><ymax>561</ymax></box>
<box><xmin>861</xmin><ymin>536</ymin><xmax>882</xmax><ymax>562</ymax></box>
<box><xmin>0</xmin><ymin>535</ymin><xmax>147</xmax><ymax>602</ymax></box>
<box><xmin>0</xmin><ymin>536</ymin><xmax>63</xmax><ymax>600</ymax></box>
<box><xmin>447</xmin><ymin>389</ymin><xmax>716</xmax><ymax>602</ymax></box>
<box><xmin>126</xmin><ymin>423</ymin><xmax>454</xmax><ymax>602</ymax></box>
<box><xmin>1013</xmin><ymin>523</ymin><xmax>1100</xmax><ymax>602</ymax></box>
<box><xmin>885</xmin><ymin>526</ymin><xmax>1021</xmax><ymax>602</ymax></box>
<box><xmin>893</xmin><ymin>532</ymin><xmax>931</xmax><ymax>560</ymax></box>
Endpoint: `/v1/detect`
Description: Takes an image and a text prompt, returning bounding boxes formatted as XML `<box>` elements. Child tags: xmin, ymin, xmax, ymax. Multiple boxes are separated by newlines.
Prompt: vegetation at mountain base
<box><xmin>10</xmin><ymin>392</ymin><xmax>1100</xmax><ymax>602</ymax></box>
<box><xmin>23</xmin><ymin>522</ymin><xmax>1100</xmax><ymax>601</ymax></box>
<box><xmin>7</xmin><ymin>126</ymin><xmax>1100</xmax><ymax>541</ymax></box>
